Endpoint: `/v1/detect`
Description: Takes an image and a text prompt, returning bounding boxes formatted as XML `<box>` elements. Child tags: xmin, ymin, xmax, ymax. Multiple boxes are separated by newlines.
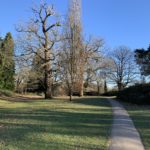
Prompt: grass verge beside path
<box><xmin>124</xmin><ymin>104</ymin><xmax>150</xmax><ymax>150</ymax></box>
<box><xmin>0</xmin><ymin>96</ymin><xmax>112</xmax><ymax>150</ymax></box>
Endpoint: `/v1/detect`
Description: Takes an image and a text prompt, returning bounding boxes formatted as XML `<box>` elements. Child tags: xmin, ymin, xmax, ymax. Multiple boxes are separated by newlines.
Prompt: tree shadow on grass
<box><xmin>0</xmin><ymin>101</ymin><xmax>112</xmax><ymax>149</ymax></box>
<box><xmin>0</xmin><ymin>95</ymin><xmax>43</xmax><ymax>103</ymax></box>
<box><xmin>0</xmin><ymin>97</ymin><xmax>114</xmax><ymax>149</ymax></box>
<box><xmin>72</xmin><ymin>96</ymin><xmax>110</xmax><ymax>107</ymax></box>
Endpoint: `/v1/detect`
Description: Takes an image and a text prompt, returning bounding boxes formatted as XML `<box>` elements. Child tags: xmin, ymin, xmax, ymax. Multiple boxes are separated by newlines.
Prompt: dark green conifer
<box><xmin>0</xmin><ymin>33</ymin><xmax>15</xmax><ymax>90</ymax></box>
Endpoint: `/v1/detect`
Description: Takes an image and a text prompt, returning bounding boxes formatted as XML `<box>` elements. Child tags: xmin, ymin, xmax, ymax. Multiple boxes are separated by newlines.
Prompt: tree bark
<box><xmin>97</xmin><ymin>81</ymin><xmax>100</xmax><ymax>95</ymax></box>
<box><xmin>104</xmin><ymin>80</ymin><xmax>108</xmax><ymax>93</ymax></box>
<box><xmin>79</xmin><ymin>64</ymin><xmax>84</xmax><ymax>97</ymax></box>
<box><xmin>44</xmin><ymin>70</ymin><xmax>52</xmax><ymax>99</ymax></box>
<box><xmin>79</xmin><ymin>79</ymin><xmax>84</xmax><ymax>97</ymax></box>
<box><xmin>69</xmin><ymin>85</ymin><xmax>73</xmax><ymax>101</ymax></box>
<box><xmin>43</xmin><ymin>23</ymin><xmax>53</xmax><ymax>99</ymax></box>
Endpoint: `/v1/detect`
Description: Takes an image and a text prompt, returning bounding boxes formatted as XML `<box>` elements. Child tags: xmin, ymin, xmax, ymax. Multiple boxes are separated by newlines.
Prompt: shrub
<box><xmin>0</xmin><ymin>89</ymin><xmax>13</xmax><ymax>97</ymax></box>
<box><xmin>117</xmin><ymin>83</ymin><xmax>150</xmax><ymax>105</ymax></box>
<box><xmin>102</xmin><ymin>90</ymin><xmax>119</xmax><ymax>96</ymax></box>
<box><xmin>84</xmin><ymin>91</ymin><xmax>98</xmax><ymax>96</ymax></box>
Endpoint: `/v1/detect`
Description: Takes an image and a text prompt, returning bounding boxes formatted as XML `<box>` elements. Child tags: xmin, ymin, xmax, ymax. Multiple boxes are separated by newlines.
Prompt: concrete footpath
<box><xmin>109</xmin><ymin>99</ymin><xmax>145</xmax><ymax>150</ymax></box>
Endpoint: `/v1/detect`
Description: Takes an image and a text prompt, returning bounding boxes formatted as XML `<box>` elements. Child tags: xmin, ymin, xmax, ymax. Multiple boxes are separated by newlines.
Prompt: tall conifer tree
<box><xmin>0</xmin><ymin>32</ymin><xmax>15</xmax><ymax>90</ymax></box>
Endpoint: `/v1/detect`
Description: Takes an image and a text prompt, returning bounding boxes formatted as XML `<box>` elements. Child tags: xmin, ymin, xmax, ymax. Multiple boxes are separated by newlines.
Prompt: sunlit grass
<box><xmin>0</xmin><ymin>97</ymin><xmax>112</xmax><ymax>150</ymax></box>
<box><xmin>125</xmin><ymin>104</ymin><xmax>150</xmax><ymax>150</ymax></box>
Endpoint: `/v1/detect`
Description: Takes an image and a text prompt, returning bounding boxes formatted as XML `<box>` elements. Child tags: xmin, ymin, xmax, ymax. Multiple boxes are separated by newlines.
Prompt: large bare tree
<box><xmin>59</xmin><ymin>0</ymin><xmax>83</xmax><ymax>100</ymax></box>
<box><xmin>108</xmin><ymin>46</ymin><xmax>137</xmax><ymax>91</ymax></box>
<box><xmin>60</xmin><ymin>34</ymin><xmax>103</xmax><ymax>100</ymax></box>
<box><xmin>16</xmin><ymin>2</ymin><xmax>61</xmax><ymax>99</ymax></box>
<box><xmin>84</xmin><ymin>52</ymin><xmax>110</xmax><ymax>95</ymax></box>
<box><xmin>61</xmin><ymin>0</ymin><xmax>103</xmax><ymax>99</ymax></box>
<box><xmin>78</xmin><ymin>37</ymin><xmax>104</xmax><ymax>96</ymax></box>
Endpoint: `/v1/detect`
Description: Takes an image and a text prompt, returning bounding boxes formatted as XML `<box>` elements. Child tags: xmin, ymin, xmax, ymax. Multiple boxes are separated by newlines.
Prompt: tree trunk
<box><xmin>44</xmin><ymin>41</ymin><xmax>52</xmax><ymax>99</ymax></box>
<box><xmin>104</xmin><ymin>80</ymin><xmax>108</xmax><ymax>93</ymax></box>
<box><xmin>69</xmin><ymin>85</ymin><xmax>73</xmax><ymax>101</ymax></box>
<box><xmin>69</xmin><ymin>94</ymin><xmax>72</xmax><ymax>101</ymax></box>
<box><xmin>43</xmin><ymin>23</ymin><xmax>53</xmax><ymax>99</ymax></box>
<box><xmin>79</xmin><ymin>65</ymin><xmax>84</xmax><ymax>97</ymax></box>
<box><xmin>79</xmin><ymin>79</ymin><xmax>84</xmax><ymax>97</ymax></box>
<box><xmin>97</xmin><ymin>81</ymin><xmax>100</xmax><ymax>95</ymax></box>
<box><xmin>45</xmin><ymin>87</ymin><xmax>52</xmax><ymax>99</ymax></box>
<box><xmin>45</xmin><ymin>77</ymin><xmax>52</xmax><ymax>99</ymax></box>
<box><xmin>117</xmin><ymin>82</ymin><xmax>123</xmax><ymax>91</ymax></box>
<box><xmin>44</xmin><ymin>69</ymin><xmax>52</xmax><ymax>99</ymax></box>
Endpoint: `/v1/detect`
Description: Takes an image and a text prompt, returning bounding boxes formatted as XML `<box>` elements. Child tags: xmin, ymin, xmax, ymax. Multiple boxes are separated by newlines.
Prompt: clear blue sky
<box><xmin>0</xmin><ymin>0</ymin><xmax>150</xmax><ymax>50</ymax></box>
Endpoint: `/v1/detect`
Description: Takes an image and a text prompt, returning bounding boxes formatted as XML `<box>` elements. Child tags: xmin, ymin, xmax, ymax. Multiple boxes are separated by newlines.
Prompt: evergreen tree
<box><xmin>135</xmin><ymin>46</ymin><xmax>150</xmax><ymax>76</ymax></box>
<box><xmin>0</xmin><ymin>33</ymin><xmax>15</xmax><ymax>90</ymax></box>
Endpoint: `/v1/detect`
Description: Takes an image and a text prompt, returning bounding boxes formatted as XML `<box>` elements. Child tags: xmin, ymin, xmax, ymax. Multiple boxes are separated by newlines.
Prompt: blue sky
<box><xmin>0</xmin><ymin>0</ymin><xmax>150</xmax><ymax>50</ymax></box>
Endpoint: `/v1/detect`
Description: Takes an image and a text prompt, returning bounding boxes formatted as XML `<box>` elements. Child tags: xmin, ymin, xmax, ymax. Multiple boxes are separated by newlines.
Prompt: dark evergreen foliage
<box><xmin>0</xmin><ymin>33</ymin><xmax>15</xmax><ymax>90</ymax></box>
<box><xmin>135</xmin><ymin>46</ymin><xmax>150</xmax><ymax>76</ymax></box>
<box><xmin>117</xmin><ymin>83</ymin><xmax>150</xmax><ymax>105</ymax></box>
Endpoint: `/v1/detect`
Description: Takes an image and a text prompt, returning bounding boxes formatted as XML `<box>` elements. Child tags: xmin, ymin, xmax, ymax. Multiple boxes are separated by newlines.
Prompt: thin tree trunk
<box><xmin>79</xmin><ymin>64</ymin><xmax>84</xmax><ymax>97</ymax></box>
<box><xmin>79</xmin><ymin>79</ymin><xmax>84</xmax><ymax>97</ymax></box>
<box><xmin>69</xmin><ymin>85</ymin><xmax>73</xmax><ymax>101</ymax></box>
<box><xmin>97</xmin><ymin>81</ymin><xmax>100</xmax><ymax>95</ymax></box>
<box><xmin>104</xmin><ymin>80</ymin><xmax>108</xmax><ymax>93</ymax></box>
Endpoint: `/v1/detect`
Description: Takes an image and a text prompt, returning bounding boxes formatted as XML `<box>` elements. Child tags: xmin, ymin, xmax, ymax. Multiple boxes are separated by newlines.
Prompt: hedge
<box><xmin>117</xmin><ymin>83</ymin><xmax>150</xmax><ymax>105</ymax></box>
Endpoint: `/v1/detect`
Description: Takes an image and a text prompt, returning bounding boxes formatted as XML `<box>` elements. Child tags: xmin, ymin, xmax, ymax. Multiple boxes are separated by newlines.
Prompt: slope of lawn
<box><xmin>0</xmin><ymin>96</ymin><xmax>112</xmax><ymax>150</ymax></box>
<box><xmin>124</xmin><ymin>104</ymin><xmax>150</xmax><ymax>150</ymax></box>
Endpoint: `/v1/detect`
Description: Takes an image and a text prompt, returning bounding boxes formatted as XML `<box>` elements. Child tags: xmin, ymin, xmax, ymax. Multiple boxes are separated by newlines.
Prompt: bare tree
<box><xmin>78</xmin><ymin>37</ymin><xmax>104</xmax><ymax>96</ymax></box>
<box><xmin>69</xmin><ymin>0</ymin><xmax>84</xmax><ymax>97</ymax></box>
<box><xmin>16</xmin><ymin>2</ymin><xmax>61</xmax><ymax>99</ymax></box>
<box><xmin>59</xmin><ymin>46</ymin><xmax>75</xmax><ymax>101</ymax></box>
<box><xmin>15</xmin><ymin>67</ymin><xmax>30</xmax><ymax>94</ymax></box>
<box><xmin>60</xmin><ymin>34</ymin><xmax>103</xmax><ymax>100</ymax></box>
<box><xmin>108</xmin><ymin>46</ymin><xmax>136</xmax><ymax>91</ymax></box>
<box><xmin>84</xmin><ymin>53</ymin><xmax>110</xmax><ymax>95</ymax></box>
<box><xmin>58</xmin><ymin>0</ymin><xmax>83</xmax><ymax>101</ymax></box>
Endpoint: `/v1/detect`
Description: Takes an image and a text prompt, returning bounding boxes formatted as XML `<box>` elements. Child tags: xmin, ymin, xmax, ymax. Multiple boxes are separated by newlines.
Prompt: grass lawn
<box><xmin>124</xmin><ymin>104</ymin><xmax>150</xmax><ymax>150</ymax></box>
<box><xmin>0</xmin><ymin>96</ymin><xmax>112</xmax><ymax>150</ymax></box>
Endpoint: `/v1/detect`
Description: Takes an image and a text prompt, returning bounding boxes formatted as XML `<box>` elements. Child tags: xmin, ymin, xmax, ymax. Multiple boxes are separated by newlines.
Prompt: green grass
<box><xmin>0</xmin><ymin>97</ymin><xmax>112</xmax><ymax>150</ymax></box>
<box><xmin>125</xmin><ymin>104</ymin><xmax>150</xmax><ymax>150</ymax></box>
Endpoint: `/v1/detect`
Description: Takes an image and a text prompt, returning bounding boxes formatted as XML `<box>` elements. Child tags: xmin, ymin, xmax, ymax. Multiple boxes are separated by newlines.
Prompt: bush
<box><xmin>117</xmin><ymin>83</ymin><xmax>150</xmax><ymax>105</ymax></box>
<box><xmin>84</xmin><ymin>91</ymin><xmax>98</xmax><ymax>96</ymax></box>
<box><xmin>0</xmin><ymin>89</ymin><xmax>13</xmax><ymax>97</ymax></box>
<box><xmin>102</xmin><ymin>90</ymin><xmax>119</xmax><ymax>96</ymax></box>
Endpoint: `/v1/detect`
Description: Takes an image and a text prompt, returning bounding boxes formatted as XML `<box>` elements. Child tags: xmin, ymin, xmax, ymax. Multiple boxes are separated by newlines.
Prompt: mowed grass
<box><xmin>125</xmin><ymin>104</ymin><xmax>150</xmax><ymax>150</ymax></box>
<box><xmin>0</xmin><ymin>97</ymin><xmax>112</xmax><ymax>150</ymax></box>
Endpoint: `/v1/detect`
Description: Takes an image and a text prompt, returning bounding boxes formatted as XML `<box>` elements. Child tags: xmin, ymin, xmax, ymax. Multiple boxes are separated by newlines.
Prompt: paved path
<box><xmin>109</xmin><ymin>99</ymin><xmax>145</xmax><ymax>150</ymax></box>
